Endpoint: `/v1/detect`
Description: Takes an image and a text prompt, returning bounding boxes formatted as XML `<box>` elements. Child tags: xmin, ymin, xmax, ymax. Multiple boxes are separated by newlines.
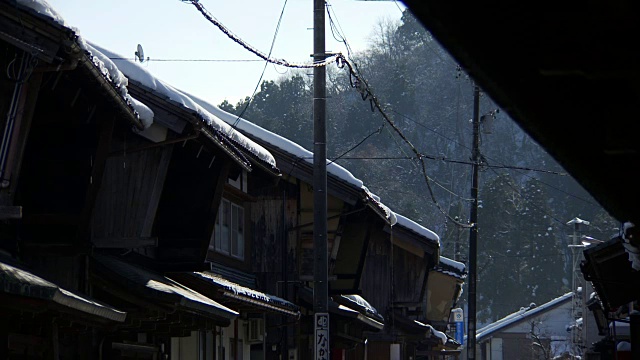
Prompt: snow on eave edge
<box><xmin>394</xmin><ymin>213</ymin><xmax>440</xmax><ymax>244</ymax></box>
<box><xmin>180</xmin><ymin>79</ymin><xmax>443</xmax><ymax>246</ymax></box>
<box><xmin>88</xmin><ymin>43</ymin><xmax>276</xmax><ymax>168</ymax></box>
<box><xmin>196</xmin><ymin>100</ymin><xmax>408</xmax><ymax>227</ymax></box>
<box><xmin>475</xmin><ymin>292</ymin><xmax>573</xmax><ymax>340</ymax></box>
<box><xmin>15</xmin><ymin>0</ymin><xmax>152</xmax><ymax>130</ymax></box>
<box><xmin>434</xmin><ymin>256</ymin><xmax>466</xmax><ymax>278</ymax></box>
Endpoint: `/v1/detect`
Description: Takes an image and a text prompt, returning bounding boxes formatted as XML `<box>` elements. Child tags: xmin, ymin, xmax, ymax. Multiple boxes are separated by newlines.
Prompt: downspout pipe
<box><xmin>281</xmin><ymin>185</ymin><xmax>288</xmax><ymax>360</ymax></box>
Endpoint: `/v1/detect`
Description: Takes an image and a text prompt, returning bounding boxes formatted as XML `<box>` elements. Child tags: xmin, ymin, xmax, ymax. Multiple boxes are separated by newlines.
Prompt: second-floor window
<box><xmin>212</xmin><ymin>198</ymin><xmax>244</xmax><ymax>260</ymax></box>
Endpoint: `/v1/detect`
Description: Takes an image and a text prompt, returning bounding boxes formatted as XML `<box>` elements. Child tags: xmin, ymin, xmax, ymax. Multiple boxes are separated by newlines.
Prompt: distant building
<box><xmin>463</xmin><ymin>293</ymin><xmax>574</xmax><ymax>360</ymax></box>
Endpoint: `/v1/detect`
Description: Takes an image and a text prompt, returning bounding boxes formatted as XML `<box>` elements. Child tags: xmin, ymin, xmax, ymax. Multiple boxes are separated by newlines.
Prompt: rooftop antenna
<box><xmin>135</xmin><ymin>44</ymin><xmax>147</xmax><ymax>63</ymax></box>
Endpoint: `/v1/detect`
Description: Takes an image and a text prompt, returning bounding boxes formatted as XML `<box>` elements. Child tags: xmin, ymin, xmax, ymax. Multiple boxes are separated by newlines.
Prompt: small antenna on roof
<box><xmin>135</xmin><ymin>44</ymin><xmax>147</xmax><ymax>63</ymax></box>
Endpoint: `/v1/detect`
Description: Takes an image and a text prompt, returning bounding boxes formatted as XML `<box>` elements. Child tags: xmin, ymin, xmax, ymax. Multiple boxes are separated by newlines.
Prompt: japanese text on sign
<box><xmin>315</xmin><ymin>313</ymin><xmax>329</xmax><ymax>360</ymax></box>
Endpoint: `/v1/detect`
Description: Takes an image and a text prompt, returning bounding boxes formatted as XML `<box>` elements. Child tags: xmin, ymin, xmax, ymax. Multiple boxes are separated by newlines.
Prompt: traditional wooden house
<box><xmin>189</xmin><ymin>98</ymin><xmax>399</xmax><ymax>359</ymax></box>
<box><xmin>191</xmin><ymin>100</ymin><xmax>469</xmax><ymax>360</ymax></box>
<box><xmin>0</xmin><ymin>2</ymin><xmax>468</xmax><ymax>360</ymax></box>
<box><xmin>356</xmin><ymin>224</ymin><xmax>466</xmax><ymax>360</ymax></box>
<box><xmin>0</xmin><ymin>1</ymin><xmax>293</xmax><ymax>358</ymax></box>
<box><xmin>415</xmin><ymin>256</ymin><xmax>466</xmax><ymax>359</ymax></box>
<box><xmin>0</xmin><ymin>1</ymin><xmax>146</xmax><ymax>357</ymax></box>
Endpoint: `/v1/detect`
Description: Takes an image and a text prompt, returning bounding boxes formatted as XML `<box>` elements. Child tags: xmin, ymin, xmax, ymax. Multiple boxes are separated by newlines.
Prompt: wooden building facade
<box><xmin>0</xmin><ymin>2</ymin><xmax>467</xmax><ymax>360</ymax></box>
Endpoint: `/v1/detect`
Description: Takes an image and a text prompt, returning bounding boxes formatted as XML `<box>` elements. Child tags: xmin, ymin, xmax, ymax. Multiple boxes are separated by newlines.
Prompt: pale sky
<box><xmin>45</xmin><ymin>0</ymin><xmax>406</xmax><ymax>106</ymax></box>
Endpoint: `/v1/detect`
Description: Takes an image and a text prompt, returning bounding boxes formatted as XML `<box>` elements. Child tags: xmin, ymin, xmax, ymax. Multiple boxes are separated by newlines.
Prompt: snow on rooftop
<box><xmin>16</xmin><ymin>0</ymin><xmax>154</xmax><ymax>129</ymax></box>
<box><xmin>194</xmin><ymin>272</ymin><xmax>297</xmax><ymax>311</ymax></box>
<box><xmin>475</xmin><ymin>292</ymin><xmax>573</xmax><ymax>340</ymax></box>
<box><xmin>82</xmin><ymin>43</ymin><xmax>154</xmax><ymax>129</ymax></box>
<box><xmin>193</xmin><ymin>101</ymin><xmax>444</xmax><ymax>243</ymax></box>
<box><xmin>90</xmin><ymin>44</ymin><xmax>276</xmax><ymax>168</ymax></box>
<box><xmin>194</xmin><ymin>98</ymin><xmax>405</xmax><ymax>225</ymax></box>
<box><xmin>19</xmin><ymin>0</ymin><xmax>440</xmax><ymax>246</ymax></box>
<box><xmin>567</xmin><ymin>217</ymin><xmax>590</xmax><ymax>226</ymax></box>
<box><xmin>17</xmin><ymin>0</ymin><xmax>274</xmax><ymax>166</ymax></box>
<box><xmin>16</xmin><ymin>0</ymin><xmax>65</xmax><ymax>26</ymax></box>
<box><xmin>414</xmin><ymin>320</ymin><xmax>448</xmax><ymax>344</ymax></box>
<box><xmin>439</xmin><ymin>256</ymin><xmax>465</xmax><ymax>272</ymax></box>
<box><xmin>340</xmin><ymin>294</ymin><xmax>381</xmax><ymax>320</ymax></box>
<box><xmin>195</xmin><ymin>97</ymin><xmax>364</xmax><ymax>187</ymax></box>
<box><xmin>395</xmin><ymin>213</ymin><xmax>440</xmax><ymax>243</ymax></box>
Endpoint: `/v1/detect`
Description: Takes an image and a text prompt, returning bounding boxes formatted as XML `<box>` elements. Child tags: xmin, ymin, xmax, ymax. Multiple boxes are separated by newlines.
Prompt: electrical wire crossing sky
<box><xmin>45</xmin><ymin>0</ymin><xmax>406</xmax><ymax>106</ymax></box>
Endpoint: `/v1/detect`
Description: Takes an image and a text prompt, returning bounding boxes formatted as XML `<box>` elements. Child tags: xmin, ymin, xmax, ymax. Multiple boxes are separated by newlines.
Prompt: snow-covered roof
<box><xmin>191</xmin><ymin>98</ymin><xmax>440</xmax><ymax>245</ymax></box>
<box><xmin>0</xmin><ymin>259</ymin><xmax>126</xmax><ymax>322</ymax></box>
<box><xmin>434</xmin><ymin>256</ymin><xmax>467</xmax><ymax>279</ymax></box>
<box><xmin>394</xmin><ymin>213</ymin><xmax>439</xmax><ymax>244</ymax></box>
<box><xmin>191</xmin><ymin>271</ymin><xmax>299</xmax><ymax>316</ymax></box>
<box><xmin>567</xmin><ymin>217</ymin><xmax>590</xmax><ymax>226</ymax></box>
<box><xmin>15</xmin><ymin>0</ymin><xmax>151</xmax><ymax>130</ymax></box>
<box><xmin>475</xmin><ymin>292</ymin><xmax>573</xmax><ymax>341</ymax></box>
<box><xmin>16</xmin><ymin>0</ymin><xmax>66</xmax><ymax>26</ymax></box>
<box><xmin>90</xmin><ymin>44</ymin><xmax>276</xmax><ymax>169</ymax></box>
<box><xmin>338</xmin><ymin>294</ymin><xmax>383</xmax><ymax>322</ymax></box>
<box><xmin>82</xmin><ymin>42</ymin><xmax>154</xmax><ymax>129</ymax></box>
<box><xmin>414</xmin><ymin>320</ymin><xmax>448</xmax><ymax>345</ymax></box>
<box><xmin>18</xmin><ymin>0</ymin><xmax>439</xmax><ymax>246</ymax></box>
<box><xmin>15</xmin><ymin>0</ymin><xmax>276</xmax><ymax>169</ymax></box>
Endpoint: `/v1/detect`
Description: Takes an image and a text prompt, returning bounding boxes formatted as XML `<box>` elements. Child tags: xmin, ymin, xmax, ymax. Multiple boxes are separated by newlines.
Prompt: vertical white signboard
<box><xmin>315</xmin><ymin>313</ymin><xmax>330</xmax><ymax>360</ymax></box>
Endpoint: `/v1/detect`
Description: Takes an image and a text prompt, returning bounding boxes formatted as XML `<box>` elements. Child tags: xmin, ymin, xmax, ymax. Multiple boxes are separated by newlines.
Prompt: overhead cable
<box><xmin>109</xmin><ymin>58</ymin><xmax>261</xmax><ymax>62</ymax></box>
<box><xmin>184</xmin><ymin>0</ymin><xmax>340</xmax><ymax>69</ymax></box>
<box><xmin>229</xmin><ymin>0</ymin><xmax>289</xmax><ymax>131</ymax></box>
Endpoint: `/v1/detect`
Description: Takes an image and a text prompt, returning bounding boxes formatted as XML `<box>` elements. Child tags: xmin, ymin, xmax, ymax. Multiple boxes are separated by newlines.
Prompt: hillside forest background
<box><xmin>218</xmin><ymin>9</ymin><xmax>618</xmax><ymax>324</ymax></box>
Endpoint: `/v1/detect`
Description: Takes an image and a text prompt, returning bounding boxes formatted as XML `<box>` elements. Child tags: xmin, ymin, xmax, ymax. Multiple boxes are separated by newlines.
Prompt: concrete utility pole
<box><xmin>312</xmin><ymin>0</ymin><xmax>330</xmax><ymax>359</ymax></box>
<box><xmin>466</xmin><ymin>85</ymin><xmax>480</xmax><ymax>359</ymax></box>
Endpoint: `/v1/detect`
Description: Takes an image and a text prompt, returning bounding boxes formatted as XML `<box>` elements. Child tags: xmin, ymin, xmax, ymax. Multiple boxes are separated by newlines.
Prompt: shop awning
<box><xmin>298</xmin><ymin>287</ymin><xmax>384</xmax><ymax>330</ymax></box>
<box><xmin>333</xmin><ymin>303</ymin><xmax>385</xmax><ymax>330</ymax></box>
<box><xmin>0</xmin><ymin>259</ymin><xmax>126</xmax><ymax>322</ymax></box>
<box><xmin>170</xmin><ymin>271</ymin><xmax>300</xmax><ymax>318</ymax></box>
<box><xmin>91</xmin><ymin>254</ymin><xmax>238</xmax><ymax>322</ymax></box>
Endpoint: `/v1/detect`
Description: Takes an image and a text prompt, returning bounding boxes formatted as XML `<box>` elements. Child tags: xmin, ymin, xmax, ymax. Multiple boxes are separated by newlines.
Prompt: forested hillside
<box><xmin>219</xmin><ymin>9</ymin><xmax>618</xmax><ymax>323</ymax></box>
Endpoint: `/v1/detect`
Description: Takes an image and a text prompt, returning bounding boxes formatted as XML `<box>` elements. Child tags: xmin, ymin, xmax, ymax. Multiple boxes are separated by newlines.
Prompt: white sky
<box><xmin>45</xmin><ymin>0</ymin><xmax>406</xmax><ymax>106</ymax></box>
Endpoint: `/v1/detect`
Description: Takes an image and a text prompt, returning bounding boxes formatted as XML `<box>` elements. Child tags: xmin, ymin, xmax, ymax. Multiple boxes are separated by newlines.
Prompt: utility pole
<box><xmin>312</xmin><ymin>0</ymin><xmax>330</xmax><ymax>359</ymax></box>
<box><xmin>567</xmin><ymin>217</ymin><xmax>589</xmax><ymax>358</ymax></box>
<box><xmin>466</xmin><ymin>85</ymin><xmax>480</xmax><ymax>359</ymax></box>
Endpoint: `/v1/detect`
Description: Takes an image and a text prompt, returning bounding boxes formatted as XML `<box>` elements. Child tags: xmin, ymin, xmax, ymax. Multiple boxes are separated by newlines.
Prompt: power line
<box><xmin>486</xmin><ymin>166</ymin><xmax>570</xmax><ymax>228</ymax></box>
<box><xmin>327</xmin><ymin>122</ymin><xmax>385</xmax><ymax>166</ymax></box>
<box><xmin>109</xmin><ymin>58</ymin><xmax>261</xmax><ymax>62</ymax></box>
<box><xmin>182</xmin><ymin>0</ymin><xmax>589</xmax><ymax>228</ymax></box>
<box><xmin>325</xmin><ymin>1</ymin><xmax>355</xmax><ymax>60</ymax></box>
<box><xmin>390</xmin><ymin>109</ymin><xmax>567</xmax><ymax>175</ymax></box>
<box><xmin>326</xmin><ymin>155</ymin><xmax>568</xmax><ymax>174</ymax></box>
<box><xmin>184</xmin><ymin>0</ymin><xmax>340</xmax><ymax>69</ymax></box>
<box><xmin>326</xmin><ymin>2</ymin><xmax>468</xmax><ymax>211</ymax></box>
<box><xmin>230</xmin><ymin>0</ymin><xmax>289</xmax><ymax>130</ymax></box>
<box><xmin>336</xmin><ymin>56</ymin><xmax>473</xmax><ymax>227</ymax></box>
<box><xmin>391</xmin><ymin>107</ymin><xmax>599</xmax><ymax>207</ymax></box>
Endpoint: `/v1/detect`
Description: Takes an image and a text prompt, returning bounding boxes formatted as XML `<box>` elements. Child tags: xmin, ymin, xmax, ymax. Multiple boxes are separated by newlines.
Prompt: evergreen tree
<box><xmin>218</xmin><ymin>9</ymin><xmax>618</xmax><ymax>322</ymax></box>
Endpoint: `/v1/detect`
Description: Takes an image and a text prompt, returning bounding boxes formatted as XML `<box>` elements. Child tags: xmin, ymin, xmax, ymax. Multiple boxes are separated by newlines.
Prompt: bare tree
<box><xmin>530</xmin><ymin>320</ymin><xmax>552</xmax><ymax>360</ymax></box>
